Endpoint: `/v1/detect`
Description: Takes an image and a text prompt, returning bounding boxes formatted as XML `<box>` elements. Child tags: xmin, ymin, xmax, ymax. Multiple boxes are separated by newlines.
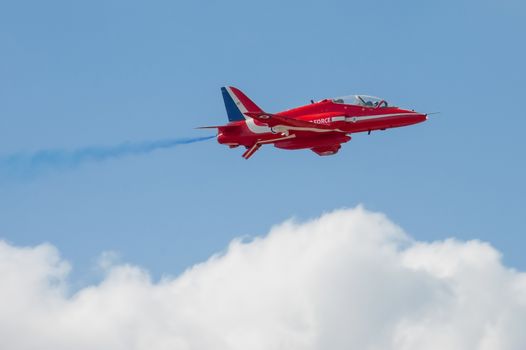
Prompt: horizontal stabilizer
<box><xmin>242</xmin><ymin>143</ymin><xmax>261</xmax><ymax>159</ymax></box>
<box><xmin>196</xmin><ymin>126</ymin><xmax>226</xmax><ymax>129</ymax></box>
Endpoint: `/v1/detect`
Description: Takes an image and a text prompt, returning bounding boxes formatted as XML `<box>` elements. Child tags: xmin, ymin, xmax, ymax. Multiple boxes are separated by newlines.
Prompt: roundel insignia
<box><xmin>351</xmin><ymin>117</ymin><xmax>357</xmax><ymax>123</ymax></box>
<box><xmin>259</xmin><ymin>114</ymin><xmax>271</xmax><ymax>119</ymax></box>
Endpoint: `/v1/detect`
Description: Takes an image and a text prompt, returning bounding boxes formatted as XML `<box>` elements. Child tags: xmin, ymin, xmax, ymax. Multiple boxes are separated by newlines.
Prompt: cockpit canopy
<box><xmin>332</xmin><ymin>95</ymin><xmax>388</xmax><ymax>108</ymax></box>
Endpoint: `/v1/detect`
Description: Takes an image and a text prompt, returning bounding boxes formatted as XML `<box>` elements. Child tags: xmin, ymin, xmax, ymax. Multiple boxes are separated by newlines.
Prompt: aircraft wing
<box><xmin>244</xmin><ymin>112</ymin><xmax>343</xmax><ymax>133</ymax></box>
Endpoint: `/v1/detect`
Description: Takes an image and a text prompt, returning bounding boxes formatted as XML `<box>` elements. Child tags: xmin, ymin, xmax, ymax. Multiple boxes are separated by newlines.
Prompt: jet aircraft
<box><xmin>201</xmin><ymin>86</ymin><xmax>427</xmax><ymax>159</ymax></box>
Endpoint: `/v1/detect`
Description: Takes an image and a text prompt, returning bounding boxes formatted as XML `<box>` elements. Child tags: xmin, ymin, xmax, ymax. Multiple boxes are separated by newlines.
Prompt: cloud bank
<box><xmin>1</xmin><ymin>207</ymin><xmax>525</xmax><ymax>350</ymax></box>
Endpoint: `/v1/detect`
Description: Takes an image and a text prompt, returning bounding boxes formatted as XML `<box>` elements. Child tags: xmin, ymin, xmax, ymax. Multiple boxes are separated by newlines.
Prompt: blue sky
<box><xmin>1</xmin><ymin>0</ymin><xmax>525</xmax><ymax>282</ymax></box>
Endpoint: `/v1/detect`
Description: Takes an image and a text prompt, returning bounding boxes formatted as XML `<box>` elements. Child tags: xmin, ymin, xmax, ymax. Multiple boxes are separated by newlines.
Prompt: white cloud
<box><xmin>1</xmin><ymin>206</ymin><xmax>525</xmax><ymax>350</ymax></box>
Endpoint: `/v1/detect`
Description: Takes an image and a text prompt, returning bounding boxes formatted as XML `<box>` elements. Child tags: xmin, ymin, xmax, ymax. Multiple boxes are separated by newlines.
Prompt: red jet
<box><xmin>201</xmin><ymin>86</ymin><xmax>427</xmax><ymax>159</ymax></box>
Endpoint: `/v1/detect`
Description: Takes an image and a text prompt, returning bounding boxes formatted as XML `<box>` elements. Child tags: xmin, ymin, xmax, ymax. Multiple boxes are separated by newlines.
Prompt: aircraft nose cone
<box><xmin>417</xmin><ymin>113</ymin><xmax>427</xmax><ymax>122</ymax></box>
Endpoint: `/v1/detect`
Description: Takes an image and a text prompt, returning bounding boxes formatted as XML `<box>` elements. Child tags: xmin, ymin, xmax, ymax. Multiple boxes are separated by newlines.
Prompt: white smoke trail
<box><xmin>0</xmin><ymin>136</ymin><xmax>214</xmax><ymax>181</ymax></box>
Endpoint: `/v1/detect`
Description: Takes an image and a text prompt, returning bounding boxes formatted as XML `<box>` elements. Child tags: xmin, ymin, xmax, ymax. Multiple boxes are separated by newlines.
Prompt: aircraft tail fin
<box><xmin>221</xmin><ymin>86</ymin><xmax>264</xmax><ymax>122</ymax></box>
